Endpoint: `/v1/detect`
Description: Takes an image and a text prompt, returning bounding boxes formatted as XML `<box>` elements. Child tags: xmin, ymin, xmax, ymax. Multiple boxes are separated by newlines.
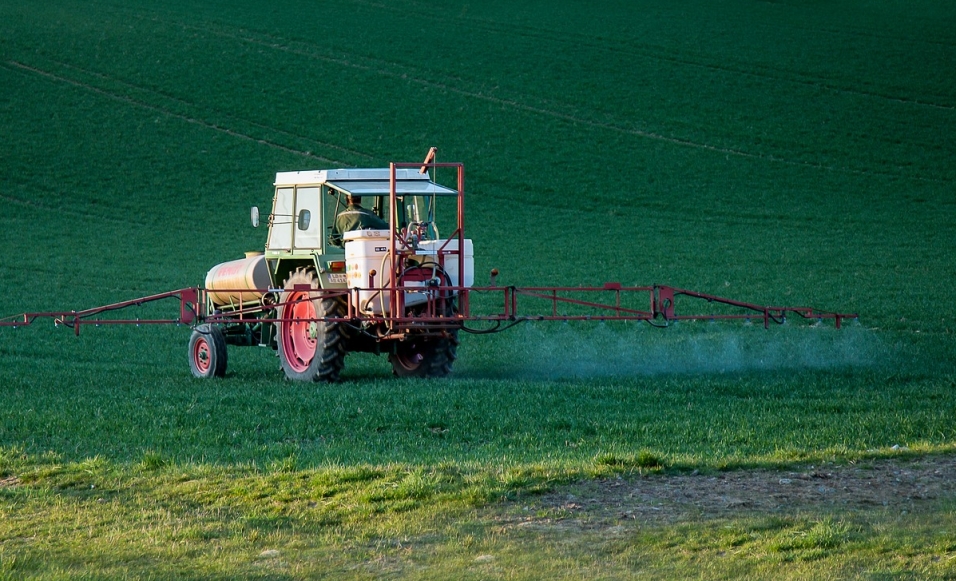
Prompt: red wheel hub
<box><xmin>282</xmin><ymin>291</ymin><xmax>317</xmax><ymax>373</ymax></box>
<box><xmin>193</xmin><ymin>336</ymin><xmax>211</xmax><ymax>374</ymax></box>
<box><xmin>394</xmin><ymin>343</ymin><xmax>424</xmax><ymax>371</ymax></box>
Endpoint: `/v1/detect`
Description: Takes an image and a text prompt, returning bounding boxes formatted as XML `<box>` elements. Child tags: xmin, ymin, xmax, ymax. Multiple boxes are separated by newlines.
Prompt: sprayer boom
<box><xmin>0</xmin><ymin>283</ymin><xmax>856</xmax><ymax>334</ymax></box>
<box><xmin>0</xmin><ymin>155</ymin><xmax>857</xmax><ymax>381</ymax></box>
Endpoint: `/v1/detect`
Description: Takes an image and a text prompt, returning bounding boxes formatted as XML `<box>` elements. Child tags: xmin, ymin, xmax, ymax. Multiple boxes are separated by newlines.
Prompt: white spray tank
<box><xmin>344</xmin><ymin>230</ymin><xmax>473</xmax><ymax>314</ymax></box>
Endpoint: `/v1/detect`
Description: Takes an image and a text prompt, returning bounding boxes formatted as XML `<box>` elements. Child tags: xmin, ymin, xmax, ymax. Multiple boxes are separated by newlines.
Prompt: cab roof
<box><xmin>274</xmin><ymin>168</ymin><xmax>458</xmax><ymax>196</ymax></box>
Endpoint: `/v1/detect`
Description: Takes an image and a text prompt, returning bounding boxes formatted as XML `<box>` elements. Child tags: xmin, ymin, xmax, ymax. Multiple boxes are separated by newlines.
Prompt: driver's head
<box><xmin>347</xmin><ymin>194</ymin><xmax>362</xmax><ymax>206</ymax></box>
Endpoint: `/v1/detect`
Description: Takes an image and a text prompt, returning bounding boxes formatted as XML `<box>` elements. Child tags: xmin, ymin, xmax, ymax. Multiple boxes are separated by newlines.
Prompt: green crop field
<box><xmin>2</xmin><ymin>0</ymin><xmax>955</xmax><ymax>578</ymax></box>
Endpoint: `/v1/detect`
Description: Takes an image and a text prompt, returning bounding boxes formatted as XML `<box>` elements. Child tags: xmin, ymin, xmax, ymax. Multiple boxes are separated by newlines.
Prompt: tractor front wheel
<box><xmin>389</xmin><ymin>302</ymin><xmax>459</xmax><ymax>378</ymax></box>
<box><xmin>188</xmin><ymin>324</ymin><xmax>227</xmax><ymax>378</ymax></box>
<box><xmin>389</xmin><ymin>335</ymin><xmax>458</xmax><ymax>378</ymax></box>
<box><xmin>277</xmin><ymin>268</ymin><xmax>346</xmax><ymax>382</ymax></box>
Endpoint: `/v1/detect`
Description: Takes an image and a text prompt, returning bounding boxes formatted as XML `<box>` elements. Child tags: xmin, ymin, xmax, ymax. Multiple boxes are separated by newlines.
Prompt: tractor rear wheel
<box><xmin>388</xmin><ymin>301</ymin><xmax>459</xmax><ymax>378</ymax></box>
<box><xmin>277</xmin><ymin>268</ymin><xmax>346</xmax><ymax>382</ymax></box>
<box><xmin>188</xmin><ymin>324</ymin><xmax>227</xmax><ymax>378</ymax></box>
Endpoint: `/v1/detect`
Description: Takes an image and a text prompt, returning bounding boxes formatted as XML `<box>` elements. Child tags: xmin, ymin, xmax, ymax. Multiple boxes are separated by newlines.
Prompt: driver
<box><xmin>329</xmin><ymin>193</ymin><xmax>389</xmax><ymax>247</ymax></box>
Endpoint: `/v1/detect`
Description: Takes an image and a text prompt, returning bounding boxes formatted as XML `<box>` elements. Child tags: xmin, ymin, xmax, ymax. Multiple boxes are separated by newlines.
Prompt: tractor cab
<box><xmin>257</xmin><ymin>168</ymin><xmax>459</xmax><ymax>290</ymax></box>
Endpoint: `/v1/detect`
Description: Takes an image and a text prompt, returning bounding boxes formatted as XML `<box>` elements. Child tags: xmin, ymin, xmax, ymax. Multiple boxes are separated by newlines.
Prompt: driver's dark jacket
<box><xmin>329</xmin><ymin>204</ymin><xmax>389</xmax><ymax>247</ymax></box>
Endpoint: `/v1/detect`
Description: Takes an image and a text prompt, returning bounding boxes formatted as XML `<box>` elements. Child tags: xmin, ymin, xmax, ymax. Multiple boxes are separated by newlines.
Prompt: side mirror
<box><xmin>251</xmin><ymin>206</ymin><xmax>260</xmax><ymax>228</ymax></box>
<box><xmin>297</xmin><ymin>209</ymin><xmax>311</xmax><ymax>230</ymax></box>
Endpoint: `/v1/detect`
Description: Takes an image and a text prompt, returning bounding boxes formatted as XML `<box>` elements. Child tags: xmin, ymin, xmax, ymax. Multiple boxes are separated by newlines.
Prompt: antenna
<box><xmin>420</xmin><ymin>146</ymin><xmax>436</xmax><ymax>176</ymax></box>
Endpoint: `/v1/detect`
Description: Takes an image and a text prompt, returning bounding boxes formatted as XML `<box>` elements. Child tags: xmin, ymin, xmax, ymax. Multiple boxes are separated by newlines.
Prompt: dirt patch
<box><xmin>532</xmin><ymin>455</ymin><xmax>956</xmax><ymax>525</ymax></box>
<box><xmin>0</xmin><ymin>475</ymin><xmax>20</xmax><ymax>488</ymax></box>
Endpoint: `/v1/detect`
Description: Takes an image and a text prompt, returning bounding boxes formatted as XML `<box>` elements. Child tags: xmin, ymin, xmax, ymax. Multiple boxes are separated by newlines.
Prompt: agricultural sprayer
<box><xmin>1</xmin><ymin>151</ymin><xmax>857</xmax><ymax>380</ymax></box>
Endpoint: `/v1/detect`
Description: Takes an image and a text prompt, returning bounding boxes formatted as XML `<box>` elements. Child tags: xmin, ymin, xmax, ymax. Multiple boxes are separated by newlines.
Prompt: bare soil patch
<box><xmin>533</xmin><ymin>455</ymin><xmax>956</xmax><ymax>525</ymax></box>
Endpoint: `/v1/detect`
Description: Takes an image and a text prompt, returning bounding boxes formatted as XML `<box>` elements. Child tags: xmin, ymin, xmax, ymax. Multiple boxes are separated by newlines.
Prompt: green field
<box><xmin>2</xmin><ymin>0</ymin><xmax>956</xmax><ymax>578</ymax></box>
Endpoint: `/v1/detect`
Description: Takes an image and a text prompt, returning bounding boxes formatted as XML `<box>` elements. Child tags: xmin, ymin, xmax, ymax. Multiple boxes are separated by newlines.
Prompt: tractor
<box><xmin>193</xmin><ymin>157</ymin><xmax>472</xmax><ymax>381</ymax></box>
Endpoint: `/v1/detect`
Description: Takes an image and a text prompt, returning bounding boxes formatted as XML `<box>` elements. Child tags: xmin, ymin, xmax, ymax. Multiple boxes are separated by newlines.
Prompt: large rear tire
<box><xmin>277</xmin><ymin>268</ymin><xmax>346</xmax><ymax>382</ymax></box>
<box><xmin>188</xmin><ymin>324</ymin><xmax>227</xmax><ymax>378</ymax></box>
<box><xmin>388</xmin><ymin>301</ymin><xmax>459</xmax><ymax>378</ymax></box>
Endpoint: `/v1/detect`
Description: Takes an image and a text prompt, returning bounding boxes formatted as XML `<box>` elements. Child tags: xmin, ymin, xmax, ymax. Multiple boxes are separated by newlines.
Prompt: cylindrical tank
<box><xmin>205</xmin><ymin>253</ymin><xmax>271</xmax><ymax>307</ymax></box>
